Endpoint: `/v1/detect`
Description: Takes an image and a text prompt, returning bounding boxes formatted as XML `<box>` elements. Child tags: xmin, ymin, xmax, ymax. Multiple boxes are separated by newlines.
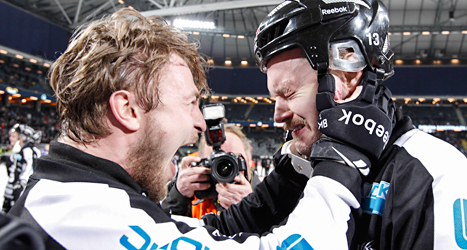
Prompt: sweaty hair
<box><xmin>49</xmin><ymin>8</ymin><xmax>209</xmax><ymax>143</ymax></box>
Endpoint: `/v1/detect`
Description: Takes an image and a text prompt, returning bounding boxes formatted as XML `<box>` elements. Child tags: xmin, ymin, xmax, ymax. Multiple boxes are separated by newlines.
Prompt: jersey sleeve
<box><xmin>23</xmin><ymin>165</ymin><xmax>361</xmax><ymax>249</ymax></box>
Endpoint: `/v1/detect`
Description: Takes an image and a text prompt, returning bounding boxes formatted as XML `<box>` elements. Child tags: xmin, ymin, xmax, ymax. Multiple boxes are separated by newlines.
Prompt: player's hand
<box><xmin>175</xmin><ymin>156</ymin><xmax>212</xmax><ymax>198</ymax></box>
<box><xmin>311</xmin><ymin>70</ymin><xmax>396</xmax><ymax>176</ymax></box>
<box><xmin>216</xmin><ymin>172</ymin><xmax>252</xmax><ymax>209</ymax></box>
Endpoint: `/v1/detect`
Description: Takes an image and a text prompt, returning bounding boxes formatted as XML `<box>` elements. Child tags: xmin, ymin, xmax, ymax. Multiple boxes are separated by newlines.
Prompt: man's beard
<box><xmin>283</xmin><ymin>116</ymin><xmax>318</xmax><ymax>157</ymax></box>
<box><xmin>128</xmin><ymin>121</ymin><xmax>168</xmax><ymax>203</ymax></box>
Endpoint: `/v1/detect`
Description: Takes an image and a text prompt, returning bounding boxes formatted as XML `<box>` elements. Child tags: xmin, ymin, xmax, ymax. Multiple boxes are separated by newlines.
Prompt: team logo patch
<box><xmin>278</xmin><ymin>234</ymin><xmax>314</xmax><ymax>250</ymax></box>
<box><xmin>362</xmin><ymin>181</ymin><xmax>390</xmax><ymax>216</ymax></box>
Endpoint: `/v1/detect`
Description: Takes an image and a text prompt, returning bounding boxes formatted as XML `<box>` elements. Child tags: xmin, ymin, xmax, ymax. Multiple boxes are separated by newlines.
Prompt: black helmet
<box><xmin>254</xmin><ymin>0</ymin><xmax>394</xmax><ymax>79</ymax></box>
<box><xmin>11</xmin><ymin>124</ymin><xmax>36</xmax><ymax>144</ymax></box>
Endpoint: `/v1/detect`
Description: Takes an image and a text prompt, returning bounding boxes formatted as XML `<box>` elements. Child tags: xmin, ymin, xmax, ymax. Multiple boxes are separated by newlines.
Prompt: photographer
<box><xmin>162</xmin><ymin>122</ymin><xmax>261</xmax><ymax>218</ymax></box>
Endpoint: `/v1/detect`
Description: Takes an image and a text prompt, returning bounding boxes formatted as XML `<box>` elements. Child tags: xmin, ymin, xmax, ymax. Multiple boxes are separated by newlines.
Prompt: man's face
<box><xmin>200</xmin><ymin>131</ymin><xmax>251</xmax><ymax>178</ymax></box>
<box><xmin>129</xmin><ymin>54</ymin><xmax>206</xmax><ymax>202</ymax></box>
<box><xmin>267</xmin><ymin>48</ymin><xmax>322</xmax><ymax>157</ymax></box>
<box><xmin>9</xmin><ymin>131</ymin><xmax>19</xmax><ymax>146</ymax></box>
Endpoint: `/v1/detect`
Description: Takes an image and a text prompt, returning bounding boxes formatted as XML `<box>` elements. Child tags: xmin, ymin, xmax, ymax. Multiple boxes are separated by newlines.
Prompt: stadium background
<box><xmin>0</xmin><ymin>0</ymin><xmax>467</xmax><ymax>164</ymax></box>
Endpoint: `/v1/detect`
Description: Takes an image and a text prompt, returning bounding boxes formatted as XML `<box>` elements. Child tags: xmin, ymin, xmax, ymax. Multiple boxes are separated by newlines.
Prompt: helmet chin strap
<box><xmin>316</xmin><ymin>62</ymin><xmax>329</xmax><ymax>82</ymax></box>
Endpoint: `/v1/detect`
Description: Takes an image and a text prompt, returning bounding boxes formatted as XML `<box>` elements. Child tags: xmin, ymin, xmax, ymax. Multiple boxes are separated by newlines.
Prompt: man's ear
<box><xmin>344</xmin><ymin>70</ymin><xmax>364</xmax><ymax>94</ymax></box>
<box><xmin>108</xmin><ymin>90</ymin><xmax>142</xmax><ymax>132</ymax></box>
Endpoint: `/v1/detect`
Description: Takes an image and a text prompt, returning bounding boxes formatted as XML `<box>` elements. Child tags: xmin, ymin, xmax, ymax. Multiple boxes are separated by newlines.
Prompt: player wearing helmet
<box><xmin>2</xmin><ymin>124</ymin><xmax>41</xmax><ymax>213</ymax></box>
<box><xmin>255</xmin><ymin>0</ymin><xmax>467</xmax><ymax>249</ymax></box>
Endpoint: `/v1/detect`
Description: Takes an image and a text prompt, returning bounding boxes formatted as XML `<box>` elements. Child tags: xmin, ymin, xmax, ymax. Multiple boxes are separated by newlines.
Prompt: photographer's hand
<box><xmin>175</xmin><ymin>156</ymin><xmax>212</xmax><ymax>198</ymax></box>
<box><xmin>216</xmin><ymin>172</ymin><xmax>253</xmax><ymax>209</ymax></box>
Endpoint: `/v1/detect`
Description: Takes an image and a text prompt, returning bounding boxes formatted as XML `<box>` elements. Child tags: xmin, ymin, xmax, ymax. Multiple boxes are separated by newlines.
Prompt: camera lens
<box><xmin>216</xmin><ymin>160</ymin><xmax>234</xmax><ymax>177</ymax></box>
<box><xmin>211</xmin><ymin>154</ymin><xmax>238</xmax><ymax>183</ymax></box>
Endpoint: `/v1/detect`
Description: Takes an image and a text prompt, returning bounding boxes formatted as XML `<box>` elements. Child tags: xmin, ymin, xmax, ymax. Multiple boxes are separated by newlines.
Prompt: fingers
<box><xmin>179</xmin><ymin>156</ymin><xmax>201</xmax><ymax>170</ymax></box>
<box><xmin>216</xmin><ymin>173</ymin><xmax>253</xmax><ymax>209</ymax></box>
<box><xmin>175</xmin><ymin>156</ymin><xmax>212</xmax><ymax>198</ymax></box>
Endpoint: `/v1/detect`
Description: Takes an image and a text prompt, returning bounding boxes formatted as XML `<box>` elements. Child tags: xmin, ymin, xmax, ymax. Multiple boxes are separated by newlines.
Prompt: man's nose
<box><xmin>274</xmin><ymin>97</ymin><xmax>292</xmax><ymax>123</ymax></box>
<box><xmin>193</xmin><ymin>107</ymin><xmax>206</xmax><ymax>133</ymax></box>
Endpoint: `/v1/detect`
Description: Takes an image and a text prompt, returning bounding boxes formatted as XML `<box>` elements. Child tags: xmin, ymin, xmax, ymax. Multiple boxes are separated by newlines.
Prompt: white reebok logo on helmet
<box><xmin>322</xmin><ymin>0</ymin><xmax>371</xmax><ymax>9</ymax></box>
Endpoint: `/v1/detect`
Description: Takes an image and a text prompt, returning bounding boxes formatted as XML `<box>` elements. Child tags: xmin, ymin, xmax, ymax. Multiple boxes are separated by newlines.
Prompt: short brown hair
<box><xmin>49</xmin><ymin>8</ymin><xmax>209</xmax><ymax>143</ymax></box>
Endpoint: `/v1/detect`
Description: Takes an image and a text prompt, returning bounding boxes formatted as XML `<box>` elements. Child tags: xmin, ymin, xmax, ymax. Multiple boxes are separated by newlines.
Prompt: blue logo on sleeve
<box><xmin>361</xmin><ymin>181</ymin><xmax>390</xmax><ymax>216</ymax></box>
<box><xmin>120</xmin><ymin>226</ymin><xmax>210</xmax><ymax>250</ymax></box>
<box><xmin>453</xmin><ymin>198</ymin><xmax>467</xmax><ymax>249</ymax></box>
<box><xmin>277</xmin><ymin>234</ymin><xmax>313</xmax><ymax>250</ymax></box>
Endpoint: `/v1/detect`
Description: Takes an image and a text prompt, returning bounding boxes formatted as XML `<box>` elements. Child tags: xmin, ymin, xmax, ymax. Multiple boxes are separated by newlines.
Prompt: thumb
<box><xmin>234</xmin><ymin>171</ymin><xmax>249</xmax><ymax>185</ymax></box>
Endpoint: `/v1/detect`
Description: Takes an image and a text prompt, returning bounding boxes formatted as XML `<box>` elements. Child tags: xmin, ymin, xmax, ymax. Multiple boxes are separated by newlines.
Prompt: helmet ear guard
<box><xmin>254</xmin><ymin>0</ymin><xmax>394</xmax><ymax>80</ymax></box>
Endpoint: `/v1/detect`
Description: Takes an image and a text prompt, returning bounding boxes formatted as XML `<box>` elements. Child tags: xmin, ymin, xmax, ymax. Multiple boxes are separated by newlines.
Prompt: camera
<box><xmin>193</xmin><ymin>103</ymin><xmax>247</xmax><ymax>199</ymax></box>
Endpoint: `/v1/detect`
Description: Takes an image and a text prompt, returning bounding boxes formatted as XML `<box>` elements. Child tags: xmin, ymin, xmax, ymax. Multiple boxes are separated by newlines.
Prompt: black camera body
<box><xmin>193</xmin><ymin>104</ymin><xmax>248</xmax><ymax>199</ymax></box>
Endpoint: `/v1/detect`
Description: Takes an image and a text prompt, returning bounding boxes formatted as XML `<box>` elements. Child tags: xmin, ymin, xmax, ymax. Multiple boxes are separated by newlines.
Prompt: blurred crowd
<box><xmin>0</xmin><ymin>105</ymin><xmax>59</xmax><ymax>146</ymax></box>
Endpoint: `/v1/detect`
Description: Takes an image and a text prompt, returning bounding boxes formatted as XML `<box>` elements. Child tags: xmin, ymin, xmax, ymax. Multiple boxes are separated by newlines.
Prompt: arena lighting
<box><xmin>418</xmin><ymin>98</ymin><xmax>426</xmax><ymax>102</ymax></box>
<box><xmin>43</xmin><ymin>63</ymin><xmax>50</xmax><ymax>68</ymax></box>
<box><xmin>415</xmin><ymin>59</ymin><xmax>421</xmax><ymax>65</ymax></box>
<box><xmin>25</xmin><ymin>67</ymin><xmax>31</xmax><ymax>71</ymax></box>
<box><xmin>29</xmin><ymin>58</ymin><xmax>37</xmax><ymax>64</ymax></box>
<box><xmin>448</xmin><ymin>98</ymin><xmax>456</xmax><ymax>103</ymax></box>
<box><xmin>237</xmin><ymin>35</ymin><xmax>245</xmax><ymax>39</ymax></box>
<box><xmin>422</xmin><ymin>31</ymin><xmax>430</xmax><ymax>35</ymax></box>
<box><xmin>15</xmin><ymin>54</ymin><xmax>24</xmax><ymax>59</ymax></box>
<box><xmin>433</xmin><ymin>98</ymin><xmax>441</xmax><ymax>104</ymax></box>
<box><xmin>225</xmin><ymin>60</ymin><xmax>232</xmax><ymax>65</ymax></box>
<box><xmin>207</xmin><ymin>59</ymin><xmax>214</xmax><ymax>65</ymax></box>
<box><xmin>419</xmin><ymin>125</ymin><xmax>467</xmax><ymax>133</ymax></box>
<box><xmin>452</xmin><ymin>59</ymin><xmax>460</xmax><ymax>64</ymax></box>
<box><xmin>11</xmin><ymin>93</ymin><xmax>21</xmax><ymax>98</ymax></box>
<box><xmin>0</xmin><ymin>60</ymin><xmax>5</xmax><ymax>64</ymax></box>
<box><xmin>192</xmin><ymin>31</ymin><xmax>200</xmax><ymax>35</ymax></box>
<box><xmin>0</xmin><ymin>90</ymin><xmax>4</xmax><ymax>94</ymax></box>
<box><xmin>221</xmin><ymin>96</ymin><xmax>228</xmax><ymax>100</ymax></box>
<box><xmin>404</xmin><ymin>98</ymin><xmax>411</xmax><ymax>104</ymax></box>
<box><xmin>274</xmin><ymin>122</ymin><xmax>284</xmax><ymax>127</ymax></box>
<box><xmin>21</xmin><ymin>99</ymin><xmax>27</xmax><ymax>103</ymax></box>
<box><xmin>173</xmin><ymin>19</ymin><xmax>215</xmax><ymax>30</ymax></box>
<box><xmin>223</xmin><ymin>34</ymin><xmax>230</xmax><ymax>38</ymax></box>
<box><xmin>37</xmin><ymin>70</ymin><xmax>43</xmax><ymax>74</ymax></box>
<box><xmin>6</xmin><ymin>87</ymin><xmax>18</xmax><ymax>94</ymax></box>
<box><xmin>30</xmin><ymin>96</ymin><xmax>38</xmax><ymax>101</ymax></box>
<box><xmin>0</xmin><ymin>49</ymin><xmax>7</xmax><ymax>54</ymax></box>
<box><xmin>463</xmin><ymin>30</ymin><xmax>467</xmax><ymax>34</ymax></box>
<box><xmin>118</xmin><ymin>0</ymin><xmax>124</xmax><ymax>4</ymax></box>
<box><xmin>395</xmin><ymin>60</ymin><xmax>403</xmax><ymax>65</ymax></box>
<box><xmin>442</xmin><ymin>31</ymin><xmax>450</xmax><ymax>35</ymax></box>
<box><xmin>463</xmin><ymin>98</ymin><xmax>467</xmax><ymax>103</ymax></box>
<box><xmin>403</xmin><ymin>32</ymin><xmax>411</xmax><ymax>36</ymax></box>
<box><xmin>241</xmin><ymin>60</ymin><xmax>248</xmax><ymax>66</ymax></box>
